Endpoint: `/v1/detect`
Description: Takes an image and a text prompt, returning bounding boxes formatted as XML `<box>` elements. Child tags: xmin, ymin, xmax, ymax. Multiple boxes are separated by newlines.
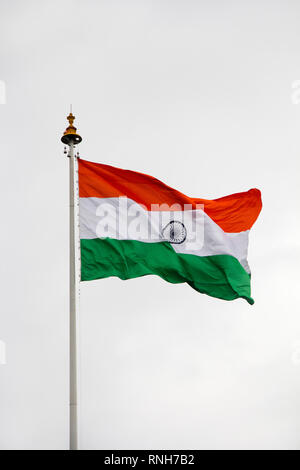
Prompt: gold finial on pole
<box><xmin>61</xmin><ymin>110</ymin><xmax>82</xmax><ymax>146</ymax></box>
<box><xmin>67</xmin><ymin>112</ymin><xmax>75</xmax><ymax>128</ymax></box>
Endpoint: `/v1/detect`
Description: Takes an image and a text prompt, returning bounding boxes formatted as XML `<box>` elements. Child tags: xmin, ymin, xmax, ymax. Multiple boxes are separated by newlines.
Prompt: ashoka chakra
<box><xmin>162</xmin><ymin>221</ymin><xmax>187</xmax><ymax>244</ymax></box>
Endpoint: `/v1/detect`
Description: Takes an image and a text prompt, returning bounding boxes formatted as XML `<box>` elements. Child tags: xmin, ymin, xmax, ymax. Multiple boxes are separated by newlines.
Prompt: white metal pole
<box><xmin>69</xmin><ymin>142</ymin><xmax>79</xmax><ymax>450</ymax></box>
<box><xmin>62</xmin><ymin>111</ymin><xmax>82</xmax><ymax>450</ymax></box>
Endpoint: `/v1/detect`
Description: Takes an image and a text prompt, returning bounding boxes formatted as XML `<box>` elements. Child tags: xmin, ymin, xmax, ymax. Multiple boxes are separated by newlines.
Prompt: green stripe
<box><xmin>81</xmin><ymin>238</ymin><xmax>254</xmax><ymax>304</ymax></box>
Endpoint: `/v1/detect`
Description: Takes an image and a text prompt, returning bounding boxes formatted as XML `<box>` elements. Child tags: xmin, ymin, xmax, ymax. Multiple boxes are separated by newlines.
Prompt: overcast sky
<box><xmin>1</xmin><ymin>0</ymin><xmax>300</xmax><ymax>450</ymax></box>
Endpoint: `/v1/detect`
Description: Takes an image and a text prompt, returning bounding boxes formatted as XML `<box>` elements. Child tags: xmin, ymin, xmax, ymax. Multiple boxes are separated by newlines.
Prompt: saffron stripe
<box><xmin>78</xmin><ymin>159</ymin><xmax>262</xmax><ymax>233</ymax></box>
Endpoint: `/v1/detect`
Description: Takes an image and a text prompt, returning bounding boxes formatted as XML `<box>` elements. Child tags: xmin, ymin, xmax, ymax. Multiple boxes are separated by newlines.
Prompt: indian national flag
<box><xmin>78</xmin><ymin>159</ymin><xmax>262</xmax><ymax>304</ymax></box>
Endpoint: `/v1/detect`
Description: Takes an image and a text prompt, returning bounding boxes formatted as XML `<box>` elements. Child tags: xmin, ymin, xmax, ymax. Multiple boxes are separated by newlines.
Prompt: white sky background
<box><xmin>1</xmin><ymin>0</ymin><xmax>300</xmax><ymax>450</ymax></box>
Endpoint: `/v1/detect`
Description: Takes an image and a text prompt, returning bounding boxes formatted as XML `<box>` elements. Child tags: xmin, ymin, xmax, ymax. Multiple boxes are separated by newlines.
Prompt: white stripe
<box><xmin>80</xmin><ymin>197</ymin><xmax>250</xmax><ymax>272</ymax></box>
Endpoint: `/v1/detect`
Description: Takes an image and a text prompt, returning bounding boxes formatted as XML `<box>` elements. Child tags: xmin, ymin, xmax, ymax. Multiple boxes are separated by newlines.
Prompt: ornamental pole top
<box><xmin>61</xmin><ymin>110</ymin><xmax>82</xmax><ymax>146</ymax></box>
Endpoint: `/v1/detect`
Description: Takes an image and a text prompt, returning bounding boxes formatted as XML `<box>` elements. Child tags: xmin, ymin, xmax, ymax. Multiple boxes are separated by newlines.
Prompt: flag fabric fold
<box><xmin>78</xmin><ymin>159</ymin><xmax>262</xmax><ymax>304</ymax></box>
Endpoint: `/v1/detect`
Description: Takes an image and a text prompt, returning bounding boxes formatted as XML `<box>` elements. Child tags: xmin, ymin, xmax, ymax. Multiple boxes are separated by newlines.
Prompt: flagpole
<box><xmin>61</xmin><ymin>112</ymin><xmax>82</xmax><ymax>450</ymax></box>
